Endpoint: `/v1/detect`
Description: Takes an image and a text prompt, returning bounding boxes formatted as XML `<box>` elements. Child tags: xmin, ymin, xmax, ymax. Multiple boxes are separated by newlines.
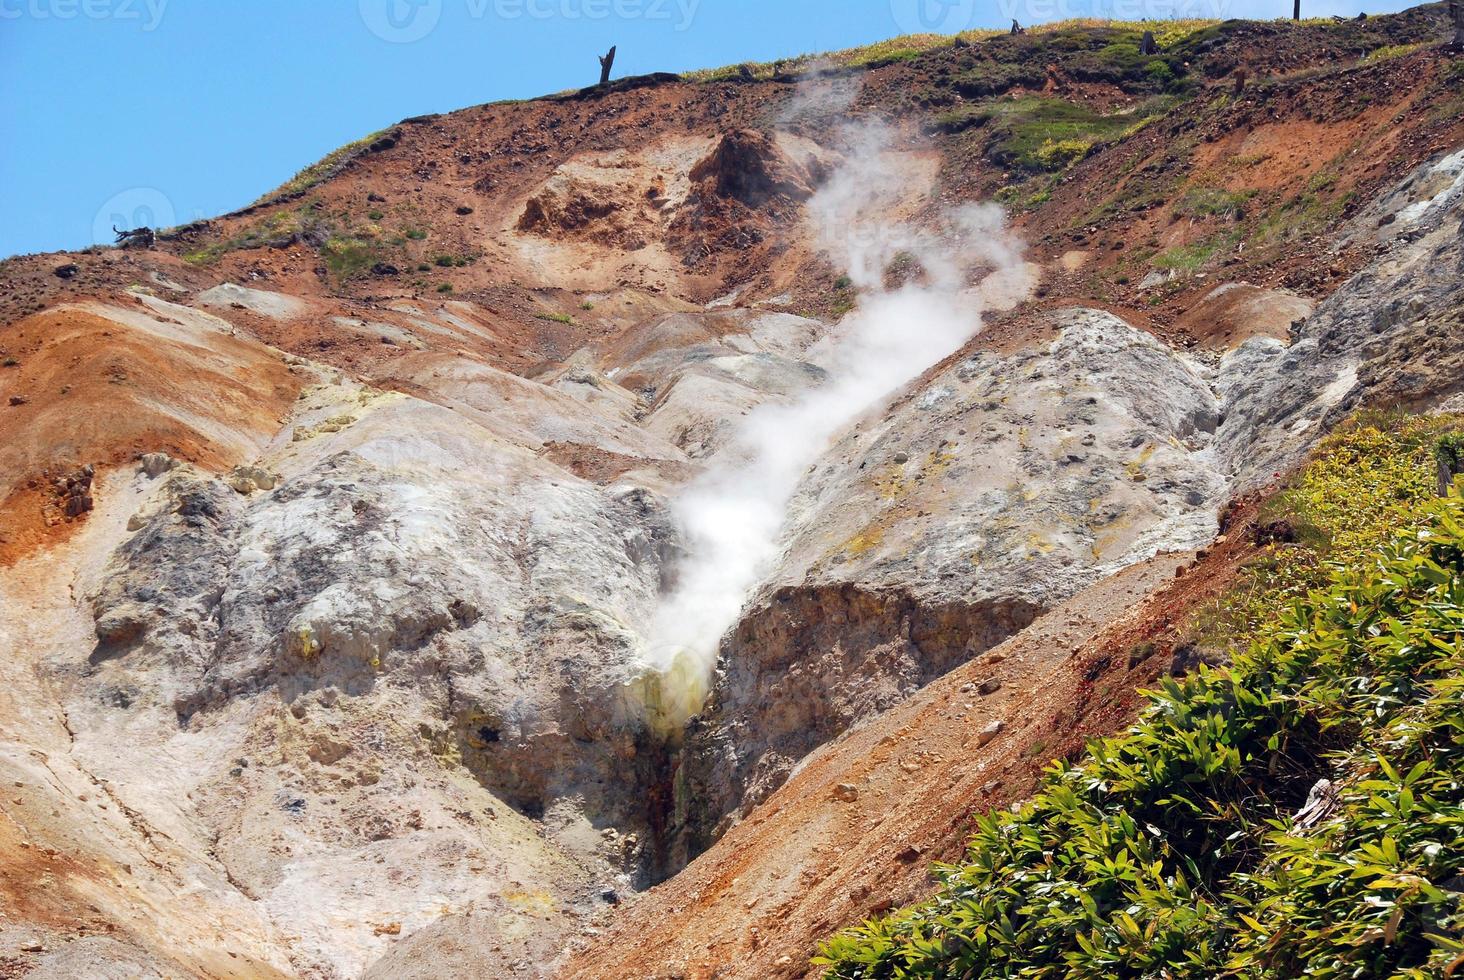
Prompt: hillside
<box><xmin>1</xmin><ymin>6</ymin><xmax>1463</xmax><ymax>978</ymax></box>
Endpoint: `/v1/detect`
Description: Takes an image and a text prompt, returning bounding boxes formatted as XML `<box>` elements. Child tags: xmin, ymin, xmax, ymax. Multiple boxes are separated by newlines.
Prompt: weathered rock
<box><xmin>140</xmin><ymin>452</ymin><xmax>174</xmax><ymax>477</ymax></box>
<box><xmin>1216</xmin><ymin>149</ymin><xmax>1464</xmax><ymax>490</ymax></box>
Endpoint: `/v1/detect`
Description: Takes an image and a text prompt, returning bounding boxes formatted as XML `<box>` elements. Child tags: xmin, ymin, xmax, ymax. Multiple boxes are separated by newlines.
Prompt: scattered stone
<box><xmin>897</xmin><ymin>844</ymin><xmax>923</xmax><ymax>863</ymax></box>
<box><xmin>53</xmin><ymin>263</ymin><xmax>79</xmax><ymax>279</ymax></box>
<box><xmin>975</xmin><ymin>720</ymin><xmax>1005</xmax><ymax>746</ymax></box>
<box><xmin>140</xmin><ymin>452</ymin><xmax>175</xmax><ymax>477</ymax></box>
<box><xmin>94</xmin><ymin>604</ymin><xmax>150</xmax><ymax>646</ymax></box>
<box><xmin>226</xmin><ymin>465</ymin><xmax>278</xmax><ymax>494</ymax></box>
<box><xmin>371</xmin><ymin>262</ymin><xmax>400</xmax><ymax>277</ymax></box>
<box><xmin>1294</xmin><ymin>778</ymin><xmax>1339</xmax><ymax>831</ymax></box>
<box><xmin>372</xmin><ymin>922</ymin><xmax>402</xmax><ymax>936</ymax></box>
<box><xmin>892</xmin><ymin>452</ymin><xmax>909</xmax><ymax>464</ymax></box>
<box><xmin>455</xmin><ymin>206</ymin><xmax>475</xmax><ymax>215</ymax></box>
<box><xmin>57</xmin><ymin>465</ymin><xmax>95</xmax><ymax>517</ymax></box>
<box><xmin>832</xmin><ymin>782</ymin><xmax>859</xmax><ymax>802</ymax></box>
<box><xmin>8</xmin><ymin>394</ymin><xmax>26</xmax><ymax>406</ymax></box>
<box><xmin>600</xmin><ymin>888</ymin><xmax>620</xmax><ymax>905</ymax></box>
<box><xmin>976</xmin><ymin>677</ymin><xmax>1002</xmax><ymax>696</ymax></box>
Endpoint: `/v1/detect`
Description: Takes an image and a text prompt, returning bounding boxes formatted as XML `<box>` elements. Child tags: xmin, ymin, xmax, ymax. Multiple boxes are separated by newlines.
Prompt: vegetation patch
<box><xmin>1175</xmin><ymin>186</ymin><xmax>1257</xmax><ymax>220</ymax></box>
<box><xmin>321</xmin><ymin>235</ymin><xmax>381</xmax><ymax>282</ymax></box>
<box><xmin>963</xmin><ymin>97</ymin><xmax>1166</xmax><ymax>174</ymax></box>
<box><xmin>816</xmin><ymin>413</ymin><xmax>1464</xmax><ymax>979</ymax></box>
<box><xmin>683</xmin><ymin>18</ymin><xmax>1216</xmax><ymax>86</ymax></box>
<box><xmin>183</xmin><ymin>206</ymin><xmax>319</xmax><ymax>265</ymax></box>
<box><xmin>251</xmin><ymin>129</ymin><xmax>395</xmax><ymax>206</ymax></box>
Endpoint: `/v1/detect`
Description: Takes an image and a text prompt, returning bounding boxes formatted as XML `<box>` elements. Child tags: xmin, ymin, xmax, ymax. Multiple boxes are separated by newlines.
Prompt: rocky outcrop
<box><xmin>664</xmin><ymin>309</ymin><xmax>1228</xmax><ymax>870</ymax></box>
<box><xmin>667</xmin><ymin>584</ymin><xmax>1039</xmax><ymax>869</ymax></box>
<box><xmin>1215</xmin><ymin>148</ymin><xmax>1464</xmax><ymax>489</ymax></box>
<box><xmin>686</xmin><ymin>130</ymin><xmax>819</xmax><ymax>208</ymax></box>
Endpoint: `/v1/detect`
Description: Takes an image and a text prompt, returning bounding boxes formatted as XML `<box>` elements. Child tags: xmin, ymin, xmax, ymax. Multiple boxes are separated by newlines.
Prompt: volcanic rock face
<box><xmin>1215</xmin><ymin>147</ymin><xmax>1464</xmax><ymax>489</ymax></box>
<box><xmin>3</xmin><ymin>15</ymin><xmax>1464</xmax><ymax>977</ymax></box>
<box><xmin>686</xmin><ymin>129</ymin><xmax>819</xmax><ymax>208</ymax></box>
<box><xmin>668</xmin><ymin>309</ymin><xmax>1228</xmax><ymax>863</ymax></box>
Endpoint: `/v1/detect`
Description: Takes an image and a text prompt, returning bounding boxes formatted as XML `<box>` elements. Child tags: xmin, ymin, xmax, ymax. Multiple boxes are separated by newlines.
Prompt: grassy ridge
<box><xmin>816</xmin><ymin>415</ymin><xmax>1464</xmax><ymax>978</ymax></box>
<box><xmin>683</xmin><ymin>19</ymin><xmax>1221</xmax><ymax>82</ymax></box>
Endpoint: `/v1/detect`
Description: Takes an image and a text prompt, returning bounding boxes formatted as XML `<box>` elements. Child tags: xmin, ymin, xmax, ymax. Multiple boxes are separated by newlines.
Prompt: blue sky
<box><xmin>0</xmin><ymin>0</ymin><xmax>1410</xmax><ymax>259</ymax></box>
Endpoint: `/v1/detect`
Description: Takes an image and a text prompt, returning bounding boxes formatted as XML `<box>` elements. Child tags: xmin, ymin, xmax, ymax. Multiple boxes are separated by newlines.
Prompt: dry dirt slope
<box><xmin>0</xmin><ymin>7</ymin><xmax>1463</xmax><ymax>979</ymax></box>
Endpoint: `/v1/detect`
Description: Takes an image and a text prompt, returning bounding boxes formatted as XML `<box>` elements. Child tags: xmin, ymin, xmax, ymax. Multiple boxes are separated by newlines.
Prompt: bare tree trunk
<box><xmin>1140</xmin><ymin>30</ymin><xmax>1158</xmax><ymax>54</ymax></box>
<box><xmin>1453</xmin><ymin>0</ymin><xmax>1464</xmax><ymax>47</ymax></box>
<box><xmin>598</xmin><ymin>45</ymin><xmax>616</xmax><ymax>87</ymax></box>
<box><xmin>1294</xmin><ymin>0</ymin><xmax>1301</xmax><ymax>20</ymax></box>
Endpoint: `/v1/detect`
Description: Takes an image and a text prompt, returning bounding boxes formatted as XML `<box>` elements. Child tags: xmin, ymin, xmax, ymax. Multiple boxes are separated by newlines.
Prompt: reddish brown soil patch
<box><xmin>0</xmin><ymin>304</ymin><xmax>299</xmax><ymax>563</ymax></box>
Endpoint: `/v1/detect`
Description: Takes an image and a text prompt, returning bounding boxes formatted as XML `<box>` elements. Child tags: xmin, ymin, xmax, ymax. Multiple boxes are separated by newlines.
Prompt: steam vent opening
<box><xmin>9</xmin><ymin>6</ymin><xmax>1464</xmax><ymax>978</ymax></box>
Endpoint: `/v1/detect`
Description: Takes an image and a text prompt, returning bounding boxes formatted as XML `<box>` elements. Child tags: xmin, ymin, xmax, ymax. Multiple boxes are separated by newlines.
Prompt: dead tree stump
<box><xmin>598</xmin><ymin>45</ymin><xmax>616</xmax><ymax>86</ymax></box>
<box><xmin>1140</xmin><ymin>30</ymin><xmax>1158</xmax><ymax>55</ymax></box>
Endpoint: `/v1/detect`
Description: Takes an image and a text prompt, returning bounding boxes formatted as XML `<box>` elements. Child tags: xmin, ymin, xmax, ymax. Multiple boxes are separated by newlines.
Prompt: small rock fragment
<box><xmin>140</xmin><ymin>452</ymin><xmax>174</xmax><ymax>477</ymax></box>
<box><xmin>832</xmin><ymin>782</ymin><xmax>859</xmax><ymax>802</ymax></box>
<box><xmin>975</xmin><ymin>720</ymin><xmax>1005</xmax><ymax>746</ymax></box>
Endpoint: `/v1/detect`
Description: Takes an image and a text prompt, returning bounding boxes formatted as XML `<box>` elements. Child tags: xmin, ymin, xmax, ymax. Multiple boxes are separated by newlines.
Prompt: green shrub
<box><xmin>816</xmin><ymin>414</ymin><xmax>1464</xmax><ymax>979</ymax></box>
<box><xmin>321</xmin><ymin>236</ymin><xmax>379</xmax><ymax>281</ymax></box>
<box><xmin>1176</xmin><ymin>186</ymin><xmax>1257</xmax><ymax>220</ymax></box>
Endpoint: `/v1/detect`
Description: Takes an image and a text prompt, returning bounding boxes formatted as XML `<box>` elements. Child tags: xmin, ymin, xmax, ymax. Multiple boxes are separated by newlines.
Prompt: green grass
<box><xmin>1361</xmin><ymin>42</ymin><xmax>1427</xmax><ymax>63</ymax></box>
<box><xmin>535</xmin><ymin>311</ymin><xmax>574</xmax><ymax>324</ymax></box>
<box><xmin>250</xmin><ymin>129</ymin><xmax>392</xmax><ymax>206</ymax></box>
<box><xmin>1150</xmin><ymin>237</ymin><xmax>1228</xmax><ymax>272</ymax></box>
<box><xmin>183</xmin><ymin>205</ymin><xmax>319</xmax><ymax>265</ymax></box>
<box><xmin>959</xmin><ymin>96</ymin><xmax>1167</xmax><ymax>174</ymax></box>
<box><xmin>682</xmin><ymin>18</ymin><xmax>1217</xmax><ymax>84</ymax></box>
<box><xmin>321</xmin><ymin>235</ymin><xmax>381</xmax><ymax>282</ymax></box>
<box><xmin>816</xmin><ymin>414</ymin><xmax>1464</xmax><ymax>979</ymax></box>
<box><xmin>1175</xmin><ymin>186</ymin><xmax>1257</xmax><ymax>220</ymax></box>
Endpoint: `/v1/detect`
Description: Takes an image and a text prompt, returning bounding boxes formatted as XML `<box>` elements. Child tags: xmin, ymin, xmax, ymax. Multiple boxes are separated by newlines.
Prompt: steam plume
<box><xmin>640</xmin><ymin>119</ymin><xmax>1026</xmax><ymax>729</ymax></box>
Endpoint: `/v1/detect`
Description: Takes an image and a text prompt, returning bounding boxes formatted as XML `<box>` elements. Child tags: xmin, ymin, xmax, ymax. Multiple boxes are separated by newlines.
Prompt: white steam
<box><xmin>640</xmin><ymin>120</ymin><xmax>1026</xmax><ymax>725</ymax></box>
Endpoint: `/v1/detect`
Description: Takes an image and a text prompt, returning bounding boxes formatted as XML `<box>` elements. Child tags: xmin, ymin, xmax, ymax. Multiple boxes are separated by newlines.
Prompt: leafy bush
<box><xmin>816</xmin><ymin>414</ymin><xmax>1464</xmax><ymax>979</ymax></box>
